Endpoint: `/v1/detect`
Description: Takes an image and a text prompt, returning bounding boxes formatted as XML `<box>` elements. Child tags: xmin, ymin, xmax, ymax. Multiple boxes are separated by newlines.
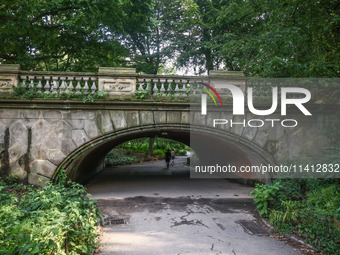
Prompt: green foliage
<box><xmin>0</xmin><ymin>170</ymin><xmax>101</xmax><ymax>255</ymax></box>
<box><xmin>105</xmin><ymin>149</ymin><xmax>138</xmax><ymax>166</ymax></box>
<box><xmin>117</xmin><ymin>137</ymin><xmax>190</xmax><ymax>156</ymax></box>
<box><xmin>253</xmin><ymin>179</ymin><xmax>340</xmax><ymax>255</ymax></box>
<box><xmin>135</xmin><ymin>90</ymin><xmax>149</xmax><ymax>100</ymax></box>
<box><xmin>250</xmin><ymin>182</ymin><xmax>282</xmax><ymax>216</ymax></box>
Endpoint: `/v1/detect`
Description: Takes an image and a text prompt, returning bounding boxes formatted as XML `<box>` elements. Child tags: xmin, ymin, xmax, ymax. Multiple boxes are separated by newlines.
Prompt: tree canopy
<box><xmin>0</xmin><ymin>0</ymin><xmax>338</xmax><ymax>77</ymax></box>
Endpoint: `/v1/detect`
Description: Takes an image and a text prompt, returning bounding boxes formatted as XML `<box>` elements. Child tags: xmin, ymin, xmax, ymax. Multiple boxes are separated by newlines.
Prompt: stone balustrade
<box><xmin>0</xmin><ymin>64</ymin><xmax>335</xmax><ymax>103</ymax></box>
<box><xmin>0</xmin><ymin>64</ymin><xmax>246</xmax><ymax>100</ymax></box>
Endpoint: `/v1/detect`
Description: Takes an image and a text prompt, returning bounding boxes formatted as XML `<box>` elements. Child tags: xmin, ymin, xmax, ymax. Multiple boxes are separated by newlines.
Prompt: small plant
<box><xmin>250</xmin><ymin>182</ymin><xmax>282</xmax><ymax>217</ymax></box>
<box><xmin>135</xmin><ymin>90</ymin><xmax>149</xmax><ymax>99</ymax></box>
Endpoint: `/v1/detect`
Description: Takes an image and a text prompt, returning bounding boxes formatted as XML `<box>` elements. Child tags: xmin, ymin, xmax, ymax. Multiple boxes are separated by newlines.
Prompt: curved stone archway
<box><xmin>52</xmin><ymin>124</ymin><xmax>275</xmax><ymax>184</ymax></box>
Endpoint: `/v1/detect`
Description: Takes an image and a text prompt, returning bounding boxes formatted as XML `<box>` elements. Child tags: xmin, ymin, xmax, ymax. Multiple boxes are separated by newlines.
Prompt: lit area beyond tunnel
<box><xmin>52</xmin><ymin>124</ymin><xmax>274</xmax><ymax>185</ymax></box>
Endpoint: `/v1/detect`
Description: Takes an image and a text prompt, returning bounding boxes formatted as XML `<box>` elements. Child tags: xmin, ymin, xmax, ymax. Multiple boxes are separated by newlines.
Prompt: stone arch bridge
<box><xmin>0</xmin><ymin>65</ymin><xmax>337</xmax><ymax>185</ymax></box>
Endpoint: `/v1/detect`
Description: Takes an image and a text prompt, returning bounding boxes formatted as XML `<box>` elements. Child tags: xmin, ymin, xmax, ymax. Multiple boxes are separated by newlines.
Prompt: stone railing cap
<box><xmin>98</xmin><ymin>67</ymin><xmax>136</xmax><ymax>75</ymax></box>
<box><xmin>209</xmin><ymin>70</ymin><xmax>245</xmax><ymax>78</ymax></box>
<box><xmin>0</xmin><ymin>64</ymin><xmax>21</xmax><ymax>71</ymax></box>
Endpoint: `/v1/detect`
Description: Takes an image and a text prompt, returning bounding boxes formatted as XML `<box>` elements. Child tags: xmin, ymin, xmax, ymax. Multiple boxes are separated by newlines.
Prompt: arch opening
<box><xmin>52</xmin><ymin>124</ymin><xmax>274</xmax><ymax>184</ymax></box>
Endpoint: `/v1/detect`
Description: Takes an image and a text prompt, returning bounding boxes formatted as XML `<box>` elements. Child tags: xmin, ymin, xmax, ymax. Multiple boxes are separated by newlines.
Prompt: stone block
<box><xmin>48</xmin><ymin>149</ymin><xmax>66</xmax><ymax>165</ymax></box>
<box><xmin>167</xmin><ymin>111</ymin><xmax>181</xmax><ymax>124</ymax></box>
<box><xmin>61</xmin><ymin>139</ymin><xmax>77</xmax><ymax>155</ymax></box>
<box><xmin>181</xmin><ymin>112</ymin><xmax>190</xmax><ymax>124</ymax></box>
<box><xmin>85</xmin><ymin>120</ymin><xmax>100</xmax><ymax>139</ymax></box>
<box><xmin>192</xmin><ymin>112</ymin><xmax>206</xmax><ymax>126</ymax></box>
<box><xmin>8</xmin><ymin>142</ymin><xmax>27</xmax><ymax>164</ymax></box>
<box><xmin>140</xmin><ymin>111</ymin><xmax>154</xmax><ymax>126</ymax></box>
<box><xmin>31</xmin><ymin>160</ymin><xmax>56</xmax><ymax>178</ymax></box>
<box><xmin>32</xmin><ymin>119</ymin><xmax>50</xmax><ymax>144</ymax></box>
<box><xmin>231</xmin><ymin>116</ymin><xmax>244</xmax><ymax>136</ymax></box>
<box><xmin>125</xmin><ymin>111</ymin><xmax>140</xmax><ymax>128</ymax></box>
<box><xmin>206</xmin><ymin>112</ymin><xmax>221</xmax><ymax>128</ymax></box>
<box><xmin>9</xmin><ymin>161</ymin><xmax>27</xmax><ymax>180</ymax></box>
<box><xmin>243</xmin><ymin>126</ymin><xmax>257</xmax><ymax>141</ymax></box>
<box><xmin>28</xmin><ymin>173</ymin><xmax>50</xmax><ymax>187</ymax></box>
<box><xmin>97</xmin><ymin>111</ymin><xmax>114</xmax><ymax>134</ymax></box>
<box><xmin>110</xmin><ymin>111</ymin><xmax>127</xmax><ymax>130</ymax></box>
<box><xmin>154</xmin><ymin>111</ymin><xmax>166</xmax><ymax>124</ymax></box>
<box><xmin>55</xmin><ymin>120</ymin><xmax>72</xmax><ymax>140</ymax></box>
<box><xmin>72</xmin><ymin>130</ymin><xmax>89</xmax><ymax>146</ymax></box>
<box><xmin>253</xmin><ymin>131</ymin><xmax>269</xmax><ymax>148</ymax></box>
<box><xmin>30</xmin><ymin>142</ymin><xmax>49</xmax><ymax>160</ymax></box>
<box><xmin>9</xmin><ymin>120</ymin><xmax>27</xmax><ymax>146</ymax></box>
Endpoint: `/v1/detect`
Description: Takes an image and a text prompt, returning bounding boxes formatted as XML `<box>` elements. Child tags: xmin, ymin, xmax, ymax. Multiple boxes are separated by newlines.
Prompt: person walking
<box><xmin>170</xmin><ymin>150</ymin><xmax>175</xmax><ymax>165</ymax></box>
<box><xmin>165</xmin><ymin>149</ymin><xmax>171</xmax><ymax>168</ymax></box>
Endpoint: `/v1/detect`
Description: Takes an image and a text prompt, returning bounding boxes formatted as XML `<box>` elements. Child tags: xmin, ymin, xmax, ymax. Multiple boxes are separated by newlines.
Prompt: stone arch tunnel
<box><xmin>0</xmin><ymin>100</ymin><xmax>332</xmax><ymax>186</ymax></box>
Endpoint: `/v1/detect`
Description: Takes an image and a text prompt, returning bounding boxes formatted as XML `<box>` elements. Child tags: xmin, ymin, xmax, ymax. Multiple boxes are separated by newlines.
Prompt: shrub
<box><xmin>0</xmin><ymin>170</ymin><xmax>101</xmax><ymax>254</ymax></box>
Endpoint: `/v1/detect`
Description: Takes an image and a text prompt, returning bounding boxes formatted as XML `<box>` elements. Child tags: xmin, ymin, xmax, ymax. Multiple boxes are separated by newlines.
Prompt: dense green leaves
<box><xmin>0</xmin><ymin>172</ymin><xmax>101</xmax><ymax>254</ymax></box>
<box><xmin>1</xmin><ymin>0</ymin><xmax>338</xmax><ymax>76</ymax></box>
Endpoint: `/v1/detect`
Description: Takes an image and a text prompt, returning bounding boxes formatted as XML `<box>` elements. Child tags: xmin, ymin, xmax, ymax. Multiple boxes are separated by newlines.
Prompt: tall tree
<box><xmin>0</xmin><ymin>0</ymin><xmax>132</xmax><ymax>71</ymax></box>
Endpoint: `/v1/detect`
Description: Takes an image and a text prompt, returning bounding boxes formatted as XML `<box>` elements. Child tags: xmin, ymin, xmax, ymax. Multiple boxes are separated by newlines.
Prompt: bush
<box><xmin>252</xmin><ymin>179</ymin><xmax>340</xmax><ymax>255</ymax></box>
<box><xmin>0</xmin><ymin>170</ymin><xmax>101</xmax><ymax>255</ymax></box>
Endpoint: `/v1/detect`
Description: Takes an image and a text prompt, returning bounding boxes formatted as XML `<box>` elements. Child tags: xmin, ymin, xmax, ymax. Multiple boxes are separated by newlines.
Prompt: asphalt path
<box><xmin>87</xmin><ymin>156</ymin><xmax>301</xmax><ymax>255</ymax></box>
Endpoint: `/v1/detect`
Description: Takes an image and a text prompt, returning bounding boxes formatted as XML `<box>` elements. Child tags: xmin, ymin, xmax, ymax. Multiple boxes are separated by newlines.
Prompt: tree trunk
<box><xmin>148</xmin><ymin>137</ymin><xmax>155</xmax><ymax>156</ymax></box>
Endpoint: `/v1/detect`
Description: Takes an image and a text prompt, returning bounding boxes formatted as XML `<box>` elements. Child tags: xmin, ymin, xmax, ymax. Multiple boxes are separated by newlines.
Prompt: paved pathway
<box><xmin>87</xmin><ymin>157</ymin><xmax>301</xmax><ymax>255</ymax></box>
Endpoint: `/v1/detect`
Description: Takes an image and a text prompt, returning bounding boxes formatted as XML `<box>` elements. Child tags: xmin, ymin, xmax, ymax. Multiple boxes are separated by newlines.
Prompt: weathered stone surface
<box><xmin>253</xmin><ymin>131</ymin><xmax>269</xmax><ymax>148</ymax></box>
<box><xmin>61</xmin><ymin>140</ymin><xmax>77</xmax><ymax>155</ymax></box>
<box><xmin>9</xmin><ymin>120</ymin><xmax>27</xmax><ymax>146</ymax></box>
<box><xmin>84</xmin><ymin>120</ymin><xmax>100</xmax><ymax>139</ymax></box>
<box><xmin>0</xmin><ymin>121</ymin><xmax>6</xmax><ymax>144</ymax></box>
<box><xmin>55</xmin><ymin>120</ymin><xmax>72</xmax><ymax>140</ymax></box>
<box><xmin>217</xmin><ymin>112</ymin><xmax>233</xmax><ymax>131</ymax></box>
<box><xmin>31</xmin><ymin>160</ymin><xmax>56</xmax><ymax>177</ymax></box>
<box><xmin>243</xmin><ymin>126</ymin><xmax>257</xmax><ymax>141</ymax></box>
<box><xmin>66</xmin><ymin>119</ymin><xmax>85</xmax><ymax>129</ymax></box>
<box><xmin>43</xmin><ymin>110</ymin><xmax>62</xmax><ymax>124</ymax></box>
<box><xmin>206</xmin><ymin>112</ymin><xmax>221</xmax><ymax>128</ymax></box>
<box><xmin>97</xmin><ymin>111</ymin><xmax>114</xmax><ymax>134</ymax></box>
<box><xmin>72</xmin><ymin>130</ymin><xmax>89</xmax><ymax>146</ymax></box>
<box><xmin>32</xmin><ymin>119</ymin><xmax>51</xmax><ymax>144</ymax></box>
<box><xmin>167</xmin><ymin>112</ymin><xmax>181</xmax><ymax>124</ymax></box>
<box><xmin>43</xmin><ymin>131</ymin><xmax>60</xmax><ymax>150</ymax></box>
<box><xmin>140</xmin><ymin>111</ymin><xmax>154</xmax><ymax>126</ymax></box>
<box><xmin>48</xmin><ymin>149</ymin><xmax>66</xmax><ymax>165</ymax></box>
<box><xmin>181</xmin><ymin>112</ymin><xmax>190</xmax><ymax>124</ymax></box>
<box><xmin>231</xmin><ymin>116</ymin><xmax>244</xmax><ymax>136</ymax></box>
<box><xmin>110</xmin><ymin>111</ymin><xmax>127</xmax><ymax>130</ymax></box>
<box><xmin>125</xmin><ymin>111</ymin><xmax>140</xmax><ymax>128</ymax></box>
<box><xmin>154</xmin><ymin>111</ymin><xmax>166</xmax><ymax>124</ymax></box>
<box><xmin>30</xmin><ymin>142</ymin><xmax>49</xmax><ymax>160</ymax></box>
<box><xmin>192</xmin><ymin>112</ymin><xmax>206</xmax><ymax>126</ymax></box>
<box><xmin>9</xmin><ymin>161</ymin><xmax>27</xmax><ymax>180</ymax></box>
<box><xmin>28</xmin><ymin>173</ymin><xmax>49</xmax><ymax>187</ymax></box>
<box><xmin>8</xmin><ymin>141</ymin><xmax>27</xmax><ymax>164</ymax></box>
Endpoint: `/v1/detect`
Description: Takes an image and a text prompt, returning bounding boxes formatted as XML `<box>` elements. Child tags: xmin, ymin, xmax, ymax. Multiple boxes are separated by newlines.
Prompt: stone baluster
<box><xmin>20</xmin><ymin>76</ymin><xmax>27</xmax><ymax>88</ymax></box>
<box><xmin>51</xmin><ymin>77</ymin><xmax>59</xmax><ymax>94</ymax></box>
<box><xmin>174</xmin><ymin>80</ymin><xmax>181</xmax><ymax>97</ymax></box>
<box><xmin>29</xmin><ymin>76</ymin><xmax>35</xmax><ymax>88</ymax></box>
<box><xmin>137</xmin><ymin>79</ymin><xmax>144</xmax><ymax>91</ymax></box>
<box><xmin>59</xmin><ymin>77</ymin><xmax>66</xmax><ymax>91</ymax></box>
<box><xmin>90</xmin><ymin>77</ymin><xmax>97</xmax><ymax>93</ymax></box>
<box><xmin>44</xmin><ymin>76</ymin><xmax>51</xmax><ymax>93</ymax></box>
<box><xmin>36</xmin><ymin>76</ymin><xmax>43</xmax><ymax>91</ymax></box>
<box><xmin>75</xmin><ymin>77</ymin><xmax>82</xmax><ymax>92</ymax></box>
<box><xmin>159</xmin><ymin>79</ymin><xmax>166</xmax><ymax>92</ymax></box>
<box><xmin>67</xmin><ymin>77</ymin><xmax>74</xmax><ymax>92</ymax></box>
<box><xmin>83</xmin><ymin>77</ymin><xmax>89</xmax><ymax>93</ymax></box>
